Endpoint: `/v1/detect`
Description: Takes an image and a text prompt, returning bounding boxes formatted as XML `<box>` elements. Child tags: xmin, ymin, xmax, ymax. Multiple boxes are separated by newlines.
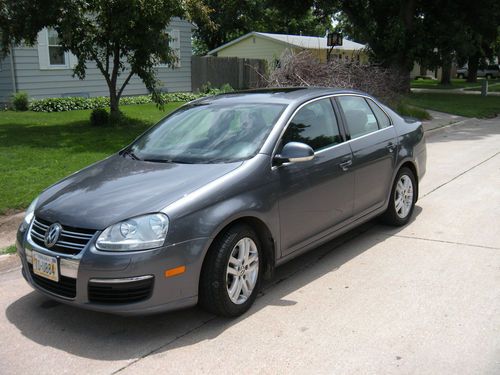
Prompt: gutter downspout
<box><xmin>9</xmin><ymin>44</ymin><xmax>17</xmax><ymax>94</ymax></box>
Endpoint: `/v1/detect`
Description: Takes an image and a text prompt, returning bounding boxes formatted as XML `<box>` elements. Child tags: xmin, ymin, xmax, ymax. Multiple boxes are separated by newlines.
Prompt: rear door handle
<box><xmin>339</xmin><ymin>159</ymin><xmax>352</xmax><ymax>171</ymax></box>
<box><xmin>386</xmin><ymin>142</ymin><xmax>396</xmax><ymax>153</ymax></box>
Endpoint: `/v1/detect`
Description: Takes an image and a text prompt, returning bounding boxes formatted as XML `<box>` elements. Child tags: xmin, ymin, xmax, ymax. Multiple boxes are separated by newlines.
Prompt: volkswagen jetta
<box><xmin>16</xmin><ymin>88</ymin><xmax>426</xmax><ymax>317</ymax></box>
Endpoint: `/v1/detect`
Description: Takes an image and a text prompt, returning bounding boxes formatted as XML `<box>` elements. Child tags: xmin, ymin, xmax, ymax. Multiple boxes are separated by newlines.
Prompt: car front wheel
<box><xmin>381</xmin><ymin>167</ymin><xmax>417</xmax><ymax>226</ymax></box>
<box><xmin>199</xmin><ymin>224</ymin><xmax>262</xmax><ymax>317</ymax></box>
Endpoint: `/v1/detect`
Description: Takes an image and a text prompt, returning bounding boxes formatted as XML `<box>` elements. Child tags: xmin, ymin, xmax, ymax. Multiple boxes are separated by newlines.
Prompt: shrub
<box><xmin>90</xmin><ymin>108</ymin><xmax>109</xmax><ymax>126</ymax></box>
<box><xmin>28</xmin><ymin>91</ymin><xmax>230</xmax><ymax>113</ymax></box>
<box><xmin>11</xmin><ymin>91</ymin><xmax>29</xmax><ymax>111</ymax></box>
<box><xmin>108</xmin><ymin>110</ymin><xmax>125</xmax><ymax>126</ymax></box>
<box><xmin>219</xmin><ymin>83</ymin><xmax>234</xmax><ymax>93</ymax></box>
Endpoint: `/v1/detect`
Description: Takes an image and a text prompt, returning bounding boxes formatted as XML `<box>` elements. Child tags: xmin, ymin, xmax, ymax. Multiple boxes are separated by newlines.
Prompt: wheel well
<box><xmin>399</xmin><ymin>161</ymin><xmax>419</xmax><ymax>201</ymax></box>
<box><xmin>203</xmin><ymin>217</ymin><xmax>276</xmax><ymax>280</ymax></box>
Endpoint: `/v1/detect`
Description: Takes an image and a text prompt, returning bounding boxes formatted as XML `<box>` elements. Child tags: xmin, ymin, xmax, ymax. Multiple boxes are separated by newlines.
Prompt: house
<box><xmin>0</xmin><ymin>18</ymin><xmax>192</xmax><ymax>104</ymax></box>
<box><xmin>207</xmin><ymin>32</ymin><xmax>368</xmax><ymax>65</ymax></box>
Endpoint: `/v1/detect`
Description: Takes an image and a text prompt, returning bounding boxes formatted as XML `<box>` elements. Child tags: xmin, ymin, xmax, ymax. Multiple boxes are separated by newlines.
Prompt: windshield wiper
<box><xmin>121</xmin><ymin>149</ymin><xmax>141</xmax><ymax>160</ymax></box>
<box><xmin>143</xmin><ymin>158</ymin><xmax>193</xmax><ymax>164</ymax></box>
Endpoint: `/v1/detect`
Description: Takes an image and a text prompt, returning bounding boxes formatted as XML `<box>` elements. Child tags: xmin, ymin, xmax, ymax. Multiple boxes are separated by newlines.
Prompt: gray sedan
<box><xmin>16</xmin><ymin>88</ymin><xmax>426</xmax><ymax>317</ymax></box>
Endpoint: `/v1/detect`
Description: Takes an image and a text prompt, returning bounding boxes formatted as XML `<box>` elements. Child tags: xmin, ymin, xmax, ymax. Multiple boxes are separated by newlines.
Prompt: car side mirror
<box><xmin>274</xmin><ymin>142</ymin><xmax>315</xmax><ymax>165</ymax></box>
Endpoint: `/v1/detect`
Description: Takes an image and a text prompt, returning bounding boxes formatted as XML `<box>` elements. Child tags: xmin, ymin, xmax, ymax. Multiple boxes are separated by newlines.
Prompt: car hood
<box><xmin>36</xmin><ymin>154</ymin><xmax>242</xmax><ymax>230</ymax></box>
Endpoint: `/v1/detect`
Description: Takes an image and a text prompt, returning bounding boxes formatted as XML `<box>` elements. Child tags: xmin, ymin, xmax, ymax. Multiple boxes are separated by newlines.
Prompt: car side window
<box><xmin>337</xmin><ymin>96</ymin><xmax>379</xmax><ymax>139</ymax></box>
<box><xmin>367</xmin><ymin>99</ymin><xmax>391</xmax><ymax>129</ymax></box>
<box><xmin>281</xmin><ymin>98</ymin><xmax>342</xmax><ymax>151</ymax></box>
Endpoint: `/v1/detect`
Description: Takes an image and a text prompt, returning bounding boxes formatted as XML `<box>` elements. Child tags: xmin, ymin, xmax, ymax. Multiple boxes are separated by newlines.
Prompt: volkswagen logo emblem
<box><xmin>44</xmin><ymin>223</ymin><xmax>62</xmax><ymax>248</ymax></box>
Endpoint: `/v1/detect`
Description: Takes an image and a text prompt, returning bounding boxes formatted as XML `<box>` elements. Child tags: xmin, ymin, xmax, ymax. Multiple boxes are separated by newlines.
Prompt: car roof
<box><xmin>189</xmin><ymin>87</ymin><xmax>372</xmax><ymax>106</ymax></box>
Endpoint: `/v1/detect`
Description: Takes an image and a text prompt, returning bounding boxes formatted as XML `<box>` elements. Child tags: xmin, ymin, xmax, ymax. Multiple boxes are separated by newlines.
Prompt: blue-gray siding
<box><xmin>8</xmin><ymin>18</ymin><xmax>192</xmax><ymax>100</ymax></box>
<box><xmin>0</xmin><ymin>53</ymin><xmax>13</xmax><ymax>103</ymax></box>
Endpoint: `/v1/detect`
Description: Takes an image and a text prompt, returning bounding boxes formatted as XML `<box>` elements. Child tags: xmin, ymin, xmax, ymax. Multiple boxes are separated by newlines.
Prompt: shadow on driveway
<box><xmin>5</xmin><ymin>207</ymin><xmax>422</xmax><ymax>362</ymax></box>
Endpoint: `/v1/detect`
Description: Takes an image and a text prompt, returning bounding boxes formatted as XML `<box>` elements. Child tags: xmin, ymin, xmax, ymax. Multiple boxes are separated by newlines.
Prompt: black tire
<box><xmin>199</xmin><ymin>224</ymin><xmax>262</xmax><ymax>317</ymax></box>
<box><xmin>457</xmin><ymin>73</ymin><xmax>464</xmax><ymax>79</ymax></box>
<box><xmin>486</xmin><ymin>74</ymin><xmax>492</xmax><ymax>80</ymax></box>
<box><xmin>381</xmin><ymin>167</ymin><xmax>417</xmax><ymax>226</ymax></box>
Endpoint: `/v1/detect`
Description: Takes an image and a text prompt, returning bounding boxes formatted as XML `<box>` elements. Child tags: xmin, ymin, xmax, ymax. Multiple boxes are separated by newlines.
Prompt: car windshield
<box><xmin>128</xmin><ymin>103</ymin><xmax>286</xmax><ymax>164</ymax></box>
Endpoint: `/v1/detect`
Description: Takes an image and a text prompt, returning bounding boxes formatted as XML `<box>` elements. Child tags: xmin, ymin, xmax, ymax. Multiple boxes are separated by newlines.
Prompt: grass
<box><xmin>0</xmin><ymin>103</ymin><xmax>183</xmax><ymax>215</ymax></box>
<box><xmin>405</xmin><ymin>92</ymin><xmax>500</xmax><ymax>118</ymax></box>
<box><xmin>396</xmin><ymin>103</ymin><xmax>431</xmax><ymax>120</ymax></box>
<box><xmin>0</xmin><ymin>245</ymin><xmax>17</xmax><ymax>255</ymax></box>
<box><xmin>410</xmin><ymin>78</ymin><xmax>488</xmax><ymax>90</ymax></box>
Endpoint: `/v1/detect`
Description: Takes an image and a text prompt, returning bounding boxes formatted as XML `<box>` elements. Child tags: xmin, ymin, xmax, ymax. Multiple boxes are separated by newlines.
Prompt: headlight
<box><xmin>22</xmin><ymin>197</ymin><xmax>39</xmax><ymax>228</ymax></box>
<box><xmin>96</xmin><ymin>213</ymin><xmax>169</xmax><ymax>251</ymax></box>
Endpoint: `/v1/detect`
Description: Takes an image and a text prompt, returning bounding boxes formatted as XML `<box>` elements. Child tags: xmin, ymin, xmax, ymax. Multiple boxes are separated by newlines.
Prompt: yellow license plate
<box><xmin>32</xmin><ymin>251</ymin><xmax>59</xmax><ymax>282</ymax></box>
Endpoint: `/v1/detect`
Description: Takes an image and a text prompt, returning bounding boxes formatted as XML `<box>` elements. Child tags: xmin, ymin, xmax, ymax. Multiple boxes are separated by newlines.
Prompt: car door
<box><xmin>336</xmin><ymin>95</ymin><xmax>398</xmax><ymax>217</ymax></box>
<box><xmin>275</xmin><ymin>98</ymin><xmax>355</xmax><ymax>256</ymax></box>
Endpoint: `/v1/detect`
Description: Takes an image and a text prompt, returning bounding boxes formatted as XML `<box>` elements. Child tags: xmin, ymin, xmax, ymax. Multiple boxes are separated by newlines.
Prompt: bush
<box><xmin>108</xmin><ymin>110</ymin><xmax>125</xmax><ymax>126</ymax></box>
<box><xmin>219</xmin><ymin>83</ymin><xmax>234</xmax><ymax>93</ymax></box>
<box><xmin>27</xmin><ymin>90</ymin><xmax>233</xmax><ymax>113</ymax></box>
<box><xmin>90</xmin><ymin>108</ymin><xmax>109</xmax><ymax>126</ymax></box>
<box><xmin>11</xmin><ymin>91</ymin><xmax>29</xmax><ymax>111</ymax></box>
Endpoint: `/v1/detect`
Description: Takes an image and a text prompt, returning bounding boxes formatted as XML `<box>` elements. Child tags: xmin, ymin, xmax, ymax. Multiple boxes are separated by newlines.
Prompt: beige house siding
<box><xmin>216</xmin><ymin>36</ymin><xmax>288</xmax><ymax>64</ymax></box>
<box><xmin>215</xmin><ymin>35</ymin><xmax>369</xmax><ymax>65</ymax></box>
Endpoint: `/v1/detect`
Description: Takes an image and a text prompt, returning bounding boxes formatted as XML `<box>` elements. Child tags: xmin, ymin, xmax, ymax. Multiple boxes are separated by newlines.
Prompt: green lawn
<box><xmin>410</xmin><ymin>78</ymin><xmax>488</xmax><ymax>90</ymax></box>
<box><xmin>0</xmin><ymin>103</ymin><xmax>183</xmax><ymax>215</ymax></box>
<box><xmin>0</xmin><ymin>245</ymin><xmax>16</xmax><ymax>255</ymax></box>
<box><xmin>404</xmin><ymin>93</ymin><xmax>500</xmax><ymax>118</ymax></box>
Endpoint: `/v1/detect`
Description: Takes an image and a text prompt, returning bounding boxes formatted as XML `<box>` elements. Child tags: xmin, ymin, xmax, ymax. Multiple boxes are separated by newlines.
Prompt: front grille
<box><xmin>28</xmin><ymin>264</ymin><xmax>77</xmax><ymax>298</ymax></box>
<box><xmin>30</xmin><ymin>217</ymin><xmax>96</xmax><ymax>255</ymax></box>
<box><xmin>88</xmin><ymin>277</ymin><xmax>154</xmax><ymax>304</ymax></box>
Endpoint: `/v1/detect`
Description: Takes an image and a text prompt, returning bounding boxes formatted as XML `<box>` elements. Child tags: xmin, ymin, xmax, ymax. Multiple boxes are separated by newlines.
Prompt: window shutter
<box><xmin>37</xmin><ymin>29</ymin><xmax>49</xmax><ymax>70</ymax></box>
<box><xmin>68</xmin><ymin>52</ymin><xmax>78</xmax><ymax>68</ymax></box>
<box><xmin>171</xmin><ymin>29</ymin><xmax>181</xmax><ymax>68</ymax></box>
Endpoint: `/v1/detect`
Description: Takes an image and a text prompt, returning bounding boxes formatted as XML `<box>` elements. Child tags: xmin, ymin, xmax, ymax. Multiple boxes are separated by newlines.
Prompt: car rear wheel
<box><xmin>199</xmin><ymin>224</ymin><xmax>262</xmax><ymax>317</ymax></box>
<box><xmin>457</xmin><ymin>73</ymin><xmax>464</xmax><ymax>79</ymax></box>
<box><xmin>381</xmin><ymin>167</ymin><xmax>416</xmax><ymax>226</ymax></box>
<box><xmin>486</xmin><ymin>74</ymin><xmax>492</xmax><ymax>80</ymax></box>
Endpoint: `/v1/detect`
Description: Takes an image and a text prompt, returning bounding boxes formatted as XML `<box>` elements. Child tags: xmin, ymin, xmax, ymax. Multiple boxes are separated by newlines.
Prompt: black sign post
<box><xmin>327</xmin><ymin>32</ymin><xmax>343</xmax><ymax>61</ymax></box>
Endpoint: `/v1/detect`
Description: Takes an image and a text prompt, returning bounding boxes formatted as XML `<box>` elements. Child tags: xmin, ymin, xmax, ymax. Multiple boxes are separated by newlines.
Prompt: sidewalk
<box><xmin>411</xmin><ymin>87</ymin><xmax>500</xmax><ymax>96</ymax></box>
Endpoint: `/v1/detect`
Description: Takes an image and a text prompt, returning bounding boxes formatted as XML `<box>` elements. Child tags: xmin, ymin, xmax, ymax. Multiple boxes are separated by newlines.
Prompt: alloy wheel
<box><xmin>226</xmin><ymin>237</ymin><xmax>259</xmax><ymax>304</ymax></box>
<box><xmin>395</xmin><ymin>175</ymin><xmax>414</xmax><ymax>219</ymax></box>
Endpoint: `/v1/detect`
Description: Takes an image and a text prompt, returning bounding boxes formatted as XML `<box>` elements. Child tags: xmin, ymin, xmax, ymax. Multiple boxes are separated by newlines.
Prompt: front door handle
<box><xmin>386</xmin><ymin>142</ymin><xmax>396</xmax><ymax>153</ymax></box>
<box><xmin>339</xmin><ymin>159</ymin><xmax>352</xmax><ymax>171</ymax></box>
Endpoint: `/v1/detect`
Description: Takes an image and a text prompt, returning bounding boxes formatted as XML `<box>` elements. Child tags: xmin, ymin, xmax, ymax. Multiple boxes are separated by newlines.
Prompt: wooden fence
<box><xmin>191</xmin><ymin>56</ymin><xmax>267</xmax><ymax>92</ymax></box>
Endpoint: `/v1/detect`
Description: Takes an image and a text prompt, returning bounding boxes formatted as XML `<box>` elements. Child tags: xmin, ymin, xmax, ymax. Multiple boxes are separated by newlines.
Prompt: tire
<box><xmin>457</xmin><ymin>73</ymin><xmax>464</xmax><ymax>79</ymax></box>
<box><xmin>199</xmin><ymin>224</ymin><xmax>262</xmax><ymax>317</ymax></box>
<box><xmin>485</xmin><ymin>74</ymin><xmax>492</xmax><ymax>80</ymax></box>
<box><xmin>381</xmin><ymin>167</ymin><xmax>417</xmax><ymax>226</ymax></box>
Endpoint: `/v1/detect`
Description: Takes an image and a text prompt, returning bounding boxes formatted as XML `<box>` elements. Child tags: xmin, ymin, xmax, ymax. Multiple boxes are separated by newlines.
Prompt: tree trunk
<box><xmin>440</xmin><ymin>56</ymin><xmax>452</xmax><ymax>85</ymax></box>
<box><xmin>466</xmin><ymin>56</ymin><xmax>479</xmax><ymax>83</ymax></box>
<box><xmin>109</xmin><ymin>87</ymin><xmax>119</xmax><ymax>115</ymax></box>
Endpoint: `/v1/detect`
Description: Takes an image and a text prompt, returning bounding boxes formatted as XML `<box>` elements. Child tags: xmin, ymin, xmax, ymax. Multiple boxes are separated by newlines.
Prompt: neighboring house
<box><xmin>0</xmin><ymin>18</ymin><xmax>192</xmax><ymax>104</ymax></box>
<box><xmin>207</xmin><ymin>32</ymin><xmax>368</xmax><ymax>65</ymax></box>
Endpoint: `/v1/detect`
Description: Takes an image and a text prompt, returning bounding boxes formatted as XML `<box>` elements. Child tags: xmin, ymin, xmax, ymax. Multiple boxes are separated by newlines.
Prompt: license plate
<box><xmin>32</xmin><ymin>251</ymin><xmax>59</xmax><ymax>282</ymax></box>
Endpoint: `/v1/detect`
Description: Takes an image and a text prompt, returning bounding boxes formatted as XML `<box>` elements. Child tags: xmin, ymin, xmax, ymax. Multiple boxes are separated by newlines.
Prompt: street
<box><xmin>1</xmin><ymin>116</ymin><xmax>499</xmax><ymax>375</ymax></box>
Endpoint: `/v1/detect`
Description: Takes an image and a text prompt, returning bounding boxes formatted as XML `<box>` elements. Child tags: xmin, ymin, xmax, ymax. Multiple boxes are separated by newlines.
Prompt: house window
<box><xmin>47</xmin><ymin>28</ymin><xmax>66</xmax><ymax>66</ymax></box>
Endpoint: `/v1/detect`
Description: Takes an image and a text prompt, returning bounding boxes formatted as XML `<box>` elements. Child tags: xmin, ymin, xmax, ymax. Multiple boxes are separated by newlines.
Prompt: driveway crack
<box><xmin>111</xmin><ymin>315</ymin><xmax>218</xmax><ymax>374</ymax></box>
<box><xmin>421</xmin><ymin>151</ymin><xmax>499</xmax><ymax>199</ymax></box>
<box><xmin>382</xmin><ymin>232</ymin><xmax>500</xmax><ymax>250</ymax></box>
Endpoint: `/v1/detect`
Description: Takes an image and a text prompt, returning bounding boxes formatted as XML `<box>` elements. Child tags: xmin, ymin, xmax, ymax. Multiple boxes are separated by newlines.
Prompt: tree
<box><xmin>332</xmin><ymin>0</ymin><xmax>422</xmax><ymax>91</ymax></box>
<box><xmin>191</xmin><ymin>0</ymin><xmax>332</xmax><ymax>55</ymax></box>
<box><xmin>0</xmin><ymin>0</ymin><xmax>212</xmax><ymax>115</ymax></box>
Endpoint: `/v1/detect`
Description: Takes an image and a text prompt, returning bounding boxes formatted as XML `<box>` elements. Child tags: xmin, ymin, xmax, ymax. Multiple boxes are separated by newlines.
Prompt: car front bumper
<box><xmin>16</xmin><ymin>224</ymin><xmax>209</xmax><ymax>315</ymax></box>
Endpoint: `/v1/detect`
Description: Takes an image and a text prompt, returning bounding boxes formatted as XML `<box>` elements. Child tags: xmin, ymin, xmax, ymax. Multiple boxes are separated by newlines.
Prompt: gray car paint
<box><xmin>16</xmin><ymin>87</ymin><xmax>426</xmax><ymax>315</ymax></box>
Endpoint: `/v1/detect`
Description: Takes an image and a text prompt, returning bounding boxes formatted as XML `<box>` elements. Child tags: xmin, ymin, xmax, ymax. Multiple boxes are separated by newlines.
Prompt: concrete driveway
<box><xmin>1</xmin><ymin>117</ymin><xmax>499</xmax><ymax>375</ymax></box>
